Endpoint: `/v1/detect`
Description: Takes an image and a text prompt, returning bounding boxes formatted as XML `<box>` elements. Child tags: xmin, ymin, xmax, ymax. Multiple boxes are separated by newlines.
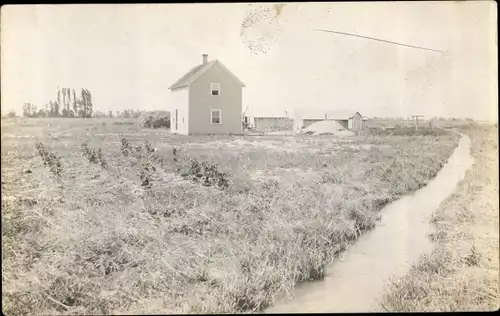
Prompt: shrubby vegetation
<box><xmin>2</xmin><ymin>119</ymin><xmax>463</xmax><ymax>315</ymax></box>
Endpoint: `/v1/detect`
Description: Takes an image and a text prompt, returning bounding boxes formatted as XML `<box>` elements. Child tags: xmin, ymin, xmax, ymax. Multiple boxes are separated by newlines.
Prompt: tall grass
<box><xmin>1</xmin><ymin>120</ymin><xmax>460</xmax><ymax>314</ymax></box>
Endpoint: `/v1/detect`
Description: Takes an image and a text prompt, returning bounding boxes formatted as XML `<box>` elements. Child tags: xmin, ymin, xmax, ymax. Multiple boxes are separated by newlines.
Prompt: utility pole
<box><xmin>412</xmin><ymin>115</ymin><xmax>424</xmax><ymax>131</ymax></box>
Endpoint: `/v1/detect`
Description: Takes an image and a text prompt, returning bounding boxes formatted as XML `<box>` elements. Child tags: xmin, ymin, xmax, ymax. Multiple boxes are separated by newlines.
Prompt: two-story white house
<box><xmin>168</xmin><ymin>54</ymin><xmax>245</xmax><ymax>135</ymax></box>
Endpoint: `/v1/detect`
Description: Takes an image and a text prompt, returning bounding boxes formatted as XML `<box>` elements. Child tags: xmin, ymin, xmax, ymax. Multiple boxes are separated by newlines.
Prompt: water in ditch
<box><xmin>265</xmin><ymin>134</ymin><xmax>474</xmax><ymax>313</ymax></box>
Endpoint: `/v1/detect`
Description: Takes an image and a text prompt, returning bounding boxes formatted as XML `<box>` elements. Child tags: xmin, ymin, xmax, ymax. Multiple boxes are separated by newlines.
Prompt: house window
<box><xmin>211</xmin><ymin>109</ymin><xmax>221</xmax><ymax>124</ymax></box>
<box><xmin>210</xmin><ymin>83</ymin><xmax>220</xmax><ymax>96</ymax></box>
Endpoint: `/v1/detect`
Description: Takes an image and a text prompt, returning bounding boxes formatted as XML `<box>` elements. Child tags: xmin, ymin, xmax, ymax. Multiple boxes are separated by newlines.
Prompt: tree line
<box><xmin>20</xmin><ymin>87</ymin><xmax>150</xmax><ymax>119</ymax></box>
<box><xmin>89</xmin><ymin>110</ymin><xmax>147</xmax><ymax>118</ymax></box>
<box><xmin>22</xmin><ymin>88</ymin><xmax>93</xmax><ymax>118</ymax></box>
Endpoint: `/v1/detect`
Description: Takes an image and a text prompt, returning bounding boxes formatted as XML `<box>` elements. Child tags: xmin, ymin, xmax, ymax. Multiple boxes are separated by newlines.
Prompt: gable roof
<box><xmin>294</xmin><ymin>108</ymin><xmax>361</xmax><ymax>120</ymax></box>
<box><xmin>169</xmin><ymin>59</ymin><xmax>245</xmax><ymax>90</ymax></box>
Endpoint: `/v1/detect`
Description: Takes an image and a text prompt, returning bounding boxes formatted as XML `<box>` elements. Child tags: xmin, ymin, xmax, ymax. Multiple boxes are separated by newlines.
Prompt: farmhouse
<box><xmin>168</xmin><ymin>54</ymin><xmax>245</xmax><ymax>135</ymax></box>
<box><xmin>293</xmin><ymin>108</ymin><xmax>364</xmax><ymax>132</ymax></box>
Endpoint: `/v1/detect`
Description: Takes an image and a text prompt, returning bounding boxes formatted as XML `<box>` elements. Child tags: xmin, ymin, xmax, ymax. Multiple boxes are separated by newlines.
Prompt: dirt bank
<box><xmin>381</xmin><ymin>125</ymin><xmax>499</xmax><ymax>312</ymax></box>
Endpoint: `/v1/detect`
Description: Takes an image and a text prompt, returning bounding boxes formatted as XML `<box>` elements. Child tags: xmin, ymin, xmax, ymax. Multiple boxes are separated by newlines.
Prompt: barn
<box><xmin>293</xmin><ymin>108</ymin><xmax>364</xmax><ymax>132</ymax></box>
<box><xmin>251</xmin><ymin>116</ymin><xmax>294</xmax><ymax>131</ymax></box>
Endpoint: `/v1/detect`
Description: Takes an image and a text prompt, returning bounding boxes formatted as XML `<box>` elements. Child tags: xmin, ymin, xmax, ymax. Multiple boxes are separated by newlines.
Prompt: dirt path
<box><xmin>264</xmin><ymin>134</ymin><xmax>474</xmax><ymax>313</ymax></box>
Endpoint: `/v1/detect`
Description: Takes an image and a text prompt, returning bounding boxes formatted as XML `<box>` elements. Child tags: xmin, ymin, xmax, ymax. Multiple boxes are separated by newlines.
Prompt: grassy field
<box><xmin>381</xmin><ymin>125</ymin><xmax>499</xmax><ymax>312</ymax></box>
<box><xmin>2</xmin><ymin>117</ymin><xmax>460</xmax><ymax>314</ymax></box>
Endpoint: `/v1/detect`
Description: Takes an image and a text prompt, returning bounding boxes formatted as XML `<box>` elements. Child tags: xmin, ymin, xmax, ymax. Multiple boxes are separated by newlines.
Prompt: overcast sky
<box><xmin>1</xmin><ymin>2</ymin><xmax>497</xmax><ymax>120</ymax></box>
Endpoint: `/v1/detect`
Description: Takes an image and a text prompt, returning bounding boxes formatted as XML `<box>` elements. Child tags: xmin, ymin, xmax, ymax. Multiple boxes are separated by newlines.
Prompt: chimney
<box><xmin>202</xmin><ymin>54</ymin><xmax>208</xmax><ymax>64</ymax></box>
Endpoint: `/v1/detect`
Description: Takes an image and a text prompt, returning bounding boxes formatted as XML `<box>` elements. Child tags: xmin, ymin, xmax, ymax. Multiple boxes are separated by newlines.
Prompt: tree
<box><xmin>55</xmin><ymin>89</ymin><xmax>61</xmax><ymax>117</ymax></box>
<box><xmin>76</xmin><ymin>100</ymin><xmax>83</xmax><ymax>118</ymax></box>
<box><xmin>132</xmin><ymin>110</ymin><xmax>143</xmax><ymax>118</ymax></box>
<box><xmin>108</xmin><ymin>110</ymin><xmax>113</xmax><ymax>118</ymax></box>
<box><xmin>48</xmin><ymin>100</ymin><xmax>59</xmax><ymax>117</ymax></box>
<box><xmin>62</xmin><ymin>88</ymin><xmax>67</xmax><ymax>117</ymax></box>
<box><xmin>23</xmin><ymin>103</ymin><xmax>32</xmax><ymax>117</ymax></box>
<box><xmin>93</xmin><ymin>111</ymin><xmax>106</xmax><ymax>118</ymax></box>
<box><xmin>66</xmin><ymin>88</ymin><xmax>74</xmax><ymax>117</ymax></box>
<box><xmin>7</xmin><ymin>110</ymin><xmax>17</xmax><ymax>118</ymax></box>
<box><xmin>59</xmin><ymin>88</ymin><xmax>76</xmax><ymax>117</ymax></box>
<box><xmin>49</xmin><ymin>101</ymin><xmax>55</xmax><ymax>117</ymax></box>
<box><xmin>67</xmin><ymin>88</ymin><xmax>72</xmax><ymax>115</ymax></box>
<box><xmin>86</xmin><ymin>89</ymin><xmax>93</xmax><ymax>117</ymax></box>
<box><xmin>80</xmin><ymin>89</ymin><xmax>87</xmax><ymax>118</ymax></box>
<box><xmin>72</xmin><ymin>89</ymin><xmax>78</xmax><ymax>117</ymax></box>
<box><xmin>31</xmin><ymin>104</ymin><xmax>38</xmax><ymax>117</ymax></box>
<box><xmin>79</xmin><ymin>88</ymin><xmax>93</xmax><ymax>118</ymax></box>
<box><xmin>54</xmin><ymin>100</ymin><xmax>60</xmax><ymax>117</ymax></box>
<box><xmin>22</xmin><ymin>103</ymin><xmax>39</xmax><ymax>117</ymax></box>
<box><xmin>36</xmin><ymin>108</ymin><xmax>46</xmax><ymax>117</ymax></box>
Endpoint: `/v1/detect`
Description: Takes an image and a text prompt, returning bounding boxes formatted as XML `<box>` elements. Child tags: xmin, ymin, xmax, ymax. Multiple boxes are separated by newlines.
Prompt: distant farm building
<box><xmin>293</xmin><ymin>109</ymin><xmax>364</xmax><ymax>132</ymax></box>
<box><xmin>168</xmin><ymin>54</ymin><xmax>245</xmax><ymax>135</ymax></box>
<box><xmin>249</xmin><ymin>116</ymin><xmax>294</xmax><ymax>131</ymax></box>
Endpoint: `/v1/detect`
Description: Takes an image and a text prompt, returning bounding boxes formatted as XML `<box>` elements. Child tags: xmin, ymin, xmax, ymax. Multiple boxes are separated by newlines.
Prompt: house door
<box><xmin>175</xmin><ymin>109</ymin><xmax>178</xmax><ymax>130</ymax></box>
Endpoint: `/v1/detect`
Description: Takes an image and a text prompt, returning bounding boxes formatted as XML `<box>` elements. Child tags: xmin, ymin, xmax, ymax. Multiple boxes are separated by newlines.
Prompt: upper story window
<box><xmin>210</xmin><ymin>83</ymin><xmax>220</xmax><ymax>96</ymax></box>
